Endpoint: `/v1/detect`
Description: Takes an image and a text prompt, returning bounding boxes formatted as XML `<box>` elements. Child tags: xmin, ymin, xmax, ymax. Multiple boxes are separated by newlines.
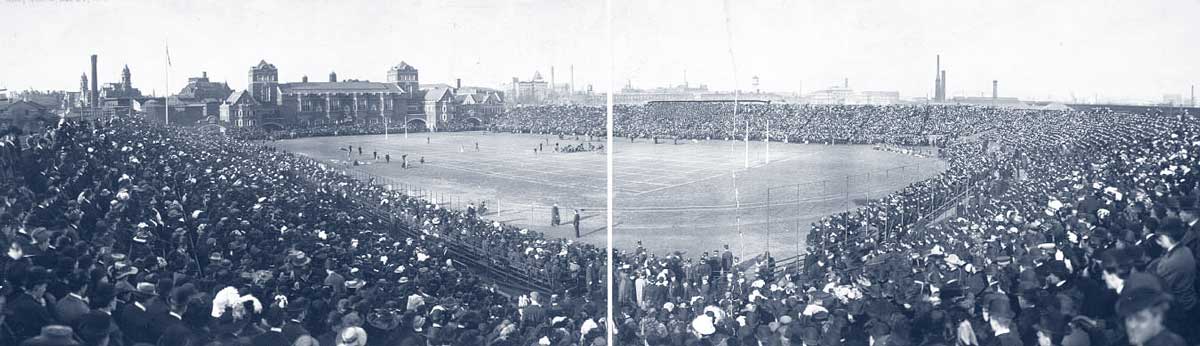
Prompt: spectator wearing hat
<box><xmin>1174</xmin><ymin>195</ymin><xmax>1200</xmax><ymax>260</ymax></box>
<box><xmin>156</xmin><ymin>286</ymin><xmax>196</xmax><ymax>346</ymax></box>
<box><xmin>282</xmin><ymin>297</ymin><xmax>317</xmax><ymax>346</ymax></box>
<box><xmin>1116</xmin><ymin>284</ymin><xmax>1186</xmax><ymax>346</ymax></box>
<box><xmin>82</xmin><ymin>283</ymin><xmax>122</xmax><ymax>346</ymax></box>
<box><xmin>252</xmin><ymin>307</ymin><xmax>288</xmax><ymax>346</ymax></box>
<box><xmin>10</xmin><ymin>266</ymin><xmax>55</xmax><ymax>341</ymax></box>
<box><xmin>114</xmin><ymin>282</ymin><xmax>156</xmax><ymax>345</ymax></box>
<box><xmin>75</xmin><ymin>312</ymin><xmax>114</xmax><ymax>346</ymax></box>
<box><xmin>987</xmin><ymin>295</ymin><xmax>1022</xmax><ymax>346</ymax></box>
<box><xmin>17</xmin><ymin>325</ymin><xmax>79</xmax><ymax>346</ymax></box>
<box><xmin>1152</xmin><ymin>217</ymin><xmax>1197</xmax><ymax>342</ymax></box>
<box><xmin>52</xmin><ymin>272</ymin><xmax>89</xmax><ymax>329</ymax></box>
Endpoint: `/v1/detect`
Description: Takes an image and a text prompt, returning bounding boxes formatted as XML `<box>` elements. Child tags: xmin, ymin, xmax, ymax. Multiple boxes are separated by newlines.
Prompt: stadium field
<box><xmin>274</xmin><ymin>132</ymin><xmax>947</xmax><ymax>259</ymax></box>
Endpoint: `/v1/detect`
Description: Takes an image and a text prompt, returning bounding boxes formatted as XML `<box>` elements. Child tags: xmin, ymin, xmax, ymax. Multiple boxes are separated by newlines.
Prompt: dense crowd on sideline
<box><xmin>0</xmin><ymin>117</ymin><xmax>605</xmax><ymax>346</ymax></box>
<box><xmin>227</xmin><ymin>120</ymin><xmax>485</xmax><ymax>141</ymax></box>
<box><xmin>493</xmin><ymin>104</ymin><xmax>1036</xmax><ymax>146</ymax></box>
<box><xmin>1</xmin><ymin>104</ymin><xmax>1199</xmax><ymax>346</ymax></box>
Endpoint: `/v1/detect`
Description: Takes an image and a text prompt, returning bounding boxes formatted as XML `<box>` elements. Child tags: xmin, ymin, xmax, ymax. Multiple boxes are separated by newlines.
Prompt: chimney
<box><xmin>456</xmin><ymin>78</ymin><xmax>462</xmax><ymax>90</ymax></box>
<box><xmin>302</xmin><ymin>75</ymin><xmax>308</xmax><ymax>83</ymax></box>
<box><xmin>202</xmin><ymin>71</ymin><xmax>207</xmax><ymax>79</ymax></box>
<box><xmin>934</xmin><ymin>55</ymin><xmax>942</xmax><ymax>102</ymax></box>
<box><xmin>992</xmin><ymin>80</ymin><xmax>998</xmax><ymax>99</ymax></box>
<box><xmin>329</xmin><ymin>71</ymin><xmax>337</xmax><ymax>82</ymax></box>
<box><xmin>940</xmin><ymin>70</ymin><xmax>946</xmax><ymax>99</ymax></box>
<box><xmin>90</xmin><ymin>54</ymin><xmax>98</xmax><ymax>108</ymax></box>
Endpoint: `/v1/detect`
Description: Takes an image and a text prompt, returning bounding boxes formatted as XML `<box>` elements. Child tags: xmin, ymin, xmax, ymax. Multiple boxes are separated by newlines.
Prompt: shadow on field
<box><xmin>580</xmin><ymin>223</ymin><xmax>617</xmax><ymax>237</ymax></box>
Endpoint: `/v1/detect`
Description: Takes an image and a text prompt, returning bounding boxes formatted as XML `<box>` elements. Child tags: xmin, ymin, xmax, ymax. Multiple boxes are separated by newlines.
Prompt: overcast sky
<box><xmin>1</xmin><ymin>0</ymin><xmax>1197</xmax><ymax>102</ymax></box>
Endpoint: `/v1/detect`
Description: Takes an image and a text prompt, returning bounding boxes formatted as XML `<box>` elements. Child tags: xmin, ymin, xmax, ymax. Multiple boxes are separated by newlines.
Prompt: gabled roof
<box><xmin>278</xmin><ymin>82</ymin><xmax>406</xmax><ymax>94</ymax></box>
<box><xmin>423</xmin><ymin>87</ymin><xmax>454</xmax><ymax>101</ymax></box>
<box><xmin>225</xmin><ymin>90</ymin><xmax>259</xmax><ymax>105</ymax></box>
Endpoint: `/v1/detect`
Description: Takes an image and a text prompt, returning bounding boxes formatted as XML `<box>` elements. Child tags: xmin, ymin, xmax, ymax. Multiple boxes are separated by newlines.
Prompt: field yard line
<box><xmin>630</xmin><ymin>154</ymin><xmax>805</xmax><ymax>196</ymax></box>
<box><xmin>421</xmin><ymin>159</ymin><xmax>640</xmax><ymax>194</ymax></box>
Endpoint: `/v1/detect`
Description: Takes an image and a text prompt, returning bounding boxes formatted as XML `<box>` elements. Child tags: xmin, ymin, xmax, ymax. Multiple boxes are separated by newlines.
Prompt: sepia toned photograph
<box><xmin>1</xmin><ymin>1</ymin><xmax>1199</xmax><ymax>345</ymax></box>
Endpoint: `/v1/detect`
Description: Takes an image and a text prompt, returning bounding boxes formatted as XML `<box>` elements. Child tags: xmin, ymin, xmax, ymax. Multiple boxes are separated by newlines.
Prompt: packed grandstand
<box><xmin>1</xmin><ymin>103</ymin><xmax>1197</xmax><ymax>346</ymax></box>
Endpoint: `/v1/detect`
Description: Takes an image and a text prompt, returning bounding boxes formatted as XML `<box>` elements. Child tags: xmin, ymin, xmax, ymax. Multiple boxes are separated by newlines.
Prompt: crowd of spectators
<box><xmin>0</xmin><ymin>117</ymin><xmax>605</xmax><ymax>345</ymax></box>
<box><xmin>2</xmin><ymin>104</ymin><xmax>1200</xmax><ymax>346</ymax></box>
<box><xmin>493</xmin><ymin>104</ymin><xmax>1039</xmax><ymax>146</ymax></box>
<box><xmin>227</xmin><ymin>121</ymin><xmax>485</xmax><ymax>142</ymax></box>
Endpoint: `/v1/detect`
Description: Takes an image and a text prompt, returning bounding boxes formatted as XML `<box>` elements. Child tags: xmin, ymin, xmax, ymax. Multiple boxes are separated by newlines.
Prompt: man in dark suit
<box><xmin>86</xmin><ymin>283</ymin><xmax>124</xmax><ymax>346</ymax></box>
<box><xmin>115</xmin><ymin>284</ymin><xmax>157</xmax><ymax>344</ymax></box>
<box><xmin>551</xmin><ymin>204</ymin><xmax>560</xmax><ymax>227</ymax></box>
<box><xmin>1154</xmin><ymin>217</ymin><xmax>1198</xmax><ymax>343</ymax></box>
<box><xmin>1177</xmin><ymin>196</ymin><xmax>1200</xmax><ymax>260</ymax></box>
<box><xmin>720</xmin><ymin>245</ymin><xmax>734</xmax><ymax>275</ymax></box>
<box><xmin>8</xmin><ymin>266</ymin><xmax>54</xmax><ymax>341</ymax></box>
<box><xmin>252</xmin><ymin>308</ymin><xmax>289</xmax><ymax>346</ymax></box>
<box><xmin>573</xmin><ymin>209</ymin><xmax>581</xmax><ymax>238</ymax></box>
<box><xmin>52</xmin><ymin>272</ymin><xmax>90</xmax><ymax>328</ymax></box>
<box><xmin>156</xmin><ymin>287</ymin><xmax>196</xmax><ymax>346</ymax></box>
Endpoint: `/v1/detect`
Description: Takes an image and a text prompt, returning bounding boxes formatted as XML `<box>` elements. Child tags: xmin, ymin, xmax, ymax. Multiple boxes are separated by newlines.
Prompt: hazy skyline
<box><xmin>2</xmin><ymin>0</ymin><xmax>1197</xmax><ymax>102</ymax></box>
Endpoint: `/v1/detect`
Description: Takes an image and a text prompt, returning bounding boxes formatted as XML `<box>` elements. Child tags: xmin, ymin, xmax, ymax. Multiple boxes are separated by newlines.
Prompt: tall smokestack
<box><xmin>456</xmin><ymin>78</ymin><xmax>461</xmax><ymax>90</ymax></box>
<box><xmin>934</xmin><ymin>55</ymin><xmax>942</xmax><ymax>102</ymax></box>
<box><xmin>90</xmin><ymin>54</ymin><xmax>98</xmax><ymax>108</ymax></box>
<box><xmin>940</xmin><ymin>70</ymin><xmax>946</xmax><ymax>100</ymax></box>
<box><xmin>993</xmin><ymin>80</ymin><xmax>998</xmax><ymax>99</ymax></box>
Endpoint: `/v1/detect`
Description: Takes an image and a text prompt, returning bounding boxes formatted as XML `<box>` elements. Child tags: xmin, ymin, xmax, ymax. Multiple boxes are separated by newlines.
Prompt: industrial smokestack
<box><xmin>456</xmin><ymin>78</ymin><xmax>461</xmax><ymax>90</ymax></box>
<box><xmin>993</xmin><ymin>80</ymin><xmax>998</xmax><ymax>99</ymax></box>
<box><xmin>940</xmin><ymin>70</ymin><xmax>946</xmax><ymax>100</ymax></box>
<box><xmin>329</xmin><ymin>71</ymin><xmax>337</xmax><ymax>82</ymax></box>
<box><xmin>934</xmin><ymin>55</ymin><xmax>942</xmax><ymax>102</ymax></box>
<box><xmin>90</xmin><ymin>54</ymin><xmax>98</xmax><ymax>108</ymax></box>
<box><xmin>202</xmin><ymin>71</ymin><xmax>207</xmax><ymax>79</ymax></box>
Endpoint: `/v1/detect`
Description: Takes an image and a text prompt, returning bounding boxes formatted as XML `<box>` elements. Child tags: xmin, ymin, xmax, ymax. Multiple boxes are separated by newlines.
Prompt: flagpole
<box><xmin>164</xmin><ymin>42</ymin><xmax>171</xmax><ymax>126</ymax></box>
<box><xmin>735</xmin><ymin>170</ymin><xmax>743</xmax><ymax>261</ymax></box>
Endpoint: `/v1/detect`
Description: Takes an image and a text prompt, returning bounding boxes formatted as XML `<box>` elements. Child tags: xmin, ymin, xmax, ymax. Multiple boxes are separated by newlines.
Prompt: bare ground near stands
<box><xmin>272</xmin><ymin>132</ymin><xmax>947</xmax><ymax>260</ymax></box>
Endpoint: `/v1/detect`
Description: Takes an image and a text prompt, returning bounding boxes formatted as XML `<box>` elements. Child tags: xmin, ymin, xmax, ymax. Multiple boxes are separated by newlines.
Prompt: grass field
<box><xmin>274</xmin><ymin>132</ymin><xmax>947</xmax><ymax>259</ymax></box>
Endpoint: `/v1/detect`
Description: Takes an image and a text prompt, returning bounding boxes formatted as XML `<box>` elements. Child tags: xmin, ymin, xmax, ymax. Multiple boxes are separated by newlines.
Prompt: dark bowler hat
<box><xmin>1116</xmin><ymin>284</ymin><xmax>1171</xmax><ymax>318</ymax></box>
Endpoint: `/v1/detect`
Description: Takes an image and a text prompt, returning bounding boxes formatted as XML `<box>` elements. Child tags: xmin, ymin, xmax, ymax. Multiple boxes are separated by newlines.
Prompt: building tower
<box><xmin>90</xmin><ymin>54</ymin><xmax>98</xmax><ymax>108</ymax></box>
<box><xmin>993</xmin><ymin>80</ymin><xmax>998</xmax><ymax>99</ymax></box>
<box><xmin>329</xmin><ymin>71</ymin><xmax>337</xmax><ymax>83</ymax></box>
<box><xmin>387</xmin><ymin>62</ymin><xmax>419</xmax><ymax>95</ymax></box>
<box><xmin>121</xmin><ymin>65</ymin><xmax>132</xmax><ymax>92</ymax></box>
<box><xmin>248</xmin><ymin>60</ymin><xmax>279</xmax><ymax>104</ymax></box>
<box><xmin>79</xmin><ymin>73</ymin><xmax>89</xmax><ymax>107</ymax></box>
